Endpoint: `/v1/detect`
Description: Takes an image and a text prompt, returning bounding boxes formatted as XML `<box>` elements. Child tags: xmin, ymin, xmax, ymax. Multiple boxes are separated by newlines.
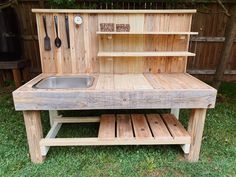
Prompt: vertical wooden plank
<box><xmin>146</xmin><ymin>114</ymin><xmax>172</xmax><ymax>140</ymax></box>
<box><xmin>53</xmin><ymin>13</ymin><xmax>63</xmax><ymax>74</ymax></box>
<box><xmin>12</xmin><ymin>69</ymin><xmax>22</xmax><ymax>88</ymax></box>
<box><xmin>59</xmin><ymin>13</ymin><xmax>72</xmax><ymax>74</ymax></box>
<box><xmin>131</xmin><ymin>114</ymin><xmax>153</xmax><ymax>139</ymax></box>
<box><xmin>186</xmin><ymin>109</ymin><xmax>207</xmax><ymax>162</ymax></box>
<box><xmin>98</xmin><ymin>114</ymin><xmax>116</xmax><ymax>139</ymax></box>
<box><xmin>117</xmin><ymin>114</ymin><xmax>133</xmax><ymax>139</ymax></box>
<box><xmin>69</xmin><ymin>14</ymin><xmax>77</xmax><ymax>73</ymax></box>
<box><xmin>23</xmin><ymin>111</ymin><xmax>44</xmax><ymax>163</ymax></box>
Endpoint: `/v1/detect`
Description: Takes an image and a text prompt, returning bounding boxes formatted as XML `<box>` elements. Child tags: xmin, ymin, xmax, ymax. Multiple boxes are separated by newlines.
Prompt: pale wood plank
<box><xmin>40</xmin><ymin>137</ymin><xmax>191</xmax><ymax>146</ymax></box>
<box><xmin>186</xmin><ymin>109</ymin><xmax>207</xmax><ymax>162</ymax></box>
<box><xmin>146</xmin><ymin>114</ymin><xmax>173</xmax><ymax>141</ymax></box>
<box><xmin>131</xmin><ymin>114</ymin><xmax>153</xmax><ymax>139</ymax></box>
<box><xmin>96</xmin><ymin>32</ymin><xmax>198</xmax><ymax>35</ymax></box>
<box><xmin>117</xmin><ymin>114</ymin><xmax>133</xmax><ymax>139</ymax></box>
<box><xmin>98</xmin><ymin>51</ymin><xmax>195</xmax><ymax>57</ymax></box>
<box><xmin>162</xmin><ymin>114</ymin><xmax>191</xmax><ymax>142</ymax></box>
<box><xmin>23</xmin><ymin>111</ymin><xmax>44</xmax><ymax>163</ymax></box>
<box><xmin>98</xmin><ymin>114</ymin><xmax>116</xmax><ymax>139</ymax></box>
<box><xmin>32</xmin><ymin>9</ymin><xmax>197</xmax><ymax>14</ymax></box>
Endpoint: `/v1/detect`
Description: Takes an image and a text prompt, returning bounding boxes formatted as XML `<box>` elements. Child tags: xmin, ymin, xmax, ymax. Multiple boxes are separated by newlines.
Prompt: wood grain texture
<box><xmin>117</xmin><ymin>114</ymin><xmax>133</xmax><ymax>139</ymax></box>
<box><xmin>146</xmin><ymin>114</ymin><xmax>173</xmax><ymax>141</ymax></box>
<box><xmin>98</xmin><ymin>114</ymin><xmax>116</xmax><ymax>139</ymax></box>
<box><xmin>131</xmin><ymin>114</ymin><xmax>153</xmax><ymax>139</ymax></box>
<box><xmin>186</xmin><ymin>109</ymin><xmax>207</xmax><ymax>162</ymax></box>
<box><xmin>13</xmin><ymin>73</ymin><xmax>216</xmax><ymax>110</ymax></box>
<box><xmin>23</xmin><ymin>111</ymin><xmax>44</xmax><ymax>163</ymax></box>
<box><xmin>34</xmin><ymin>11</ymin><xmax>195</xmax><ymax>74</ymax></box>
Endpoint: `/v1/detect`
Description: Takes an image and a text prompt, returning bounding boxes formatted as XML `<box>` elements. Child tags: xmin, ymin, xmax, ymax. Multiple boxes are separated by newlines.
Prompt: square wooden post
<box><xmin>23</xmin><ymin>111</ymin><xmax>44</xmax><ymax>163</ymax></box>
<box><xmin>186</xmin><ymin>108</ymin><xmax>207</xmax><ymax>162</ymax></box>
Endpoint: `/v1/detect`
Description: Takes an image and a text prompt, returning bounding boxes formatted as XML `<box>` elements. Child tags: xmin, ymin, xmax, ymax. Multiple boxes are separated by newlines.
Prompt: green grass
<box><xmin>0</xmin><ymin>83</ymin><xmax>236</xmax><ymax>176</ymax></box>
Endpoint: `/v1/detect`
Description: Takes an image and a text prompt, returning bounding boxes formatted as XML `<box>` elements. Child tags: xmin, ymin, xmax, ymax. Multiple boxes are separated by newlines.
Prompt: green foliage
<box><xmin>0</xmin><ymin>82</ymin><xmax>236</xmax><ymax>176</ymax></box>
<box><xmin>47</xmin><ymin>0</ymin><xmax>78</xmax><ymax>9</ymax></box>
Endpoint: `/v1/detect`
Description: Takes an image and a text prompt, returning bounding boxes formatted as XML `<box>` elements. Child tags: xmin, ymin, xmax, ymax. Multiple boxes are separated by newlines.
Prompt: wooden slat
<box><xmin>162</xmin><ymin>114</ymin><xmax>191</xmax><ymax>142</ymax></box>
<box><xmin>98</xmin><ymin>114</ymin><xmax>116</xmax><ymax>139</ymax></box>
<box><xmin>131</xmin><ymin>114</ymin><xmax>153</xmax><ymax>139</ymax></box>
<box><xmin>40</xmin><ymin>137</ymin><xmax>191</xmax><ymax>146</ymax></box>
<box><xmin>96</xmin><ymin>32</ymin><xmax>198</xmax><ymax>35</ymax></box>
<box><xmin>97</xmin><ymin>51</ymin><xmax>196</xmax><ymax>57</ymax></box>
<box><xmin>146</xmin><ymin>114</ymin><xmax>173</xmax><ymax>141</ymax></box>
<box><xmin>117</xmin><ymin>114</ymin><xmax>133</xmax><ymax>139</ymax></box>
<box><xmin>32</xmin><ymin>9</ymin><xmax>197</xmax><ymax>14</ymax></box>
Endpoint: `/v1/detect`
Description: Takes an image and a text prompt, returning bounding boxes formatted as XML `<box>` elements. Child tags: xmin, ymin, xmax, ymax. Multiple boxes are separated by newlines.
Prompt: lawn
<box><xmin>0</xmin><ymin>83</ymin><xmax>236</xmax><ymax>176</ymax></box>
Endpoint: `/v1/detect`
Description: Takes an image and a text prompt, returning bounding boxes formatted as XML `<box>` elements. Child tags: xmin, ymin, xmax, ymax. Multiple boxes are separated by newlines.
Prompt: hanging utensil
<box><xmin>54</xmin><ymin>16</ymin><xmax>61</xmax><ymax>48</ymax></box>
<box><xmin>43</xmin><ymin>16</ymin><xmax>51</xmax><ymax>51</ymax></box>
<box><xmin>65</xmin><ymin>15</ymin><xmax>70</xmax><ymax>48</ymax></box>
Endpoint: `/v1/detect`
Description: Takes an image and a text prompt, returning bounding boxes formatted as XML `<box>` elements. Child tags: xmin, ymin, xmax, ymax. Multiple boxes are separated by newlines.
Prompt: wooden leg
<box><xmin>49</xmin><ymin>110</ymin><xmax>59</xmax><ymax>127</ymax></box>
<box><xmin>23</xmin><ymin>111</ymin><xmax>44</xmax><ymax>163</ymax></box>
<box><xmin>12</xmin><ymin>69</ymin><xmax>22</xmax><ymax>88</ymax></box>
<box><xmin>171</xmin><ymin>108</ymin><xmax>180</xmax><ymax>119</ymax></box>
<box><xmin>186</xmin><ymin>109</ymin><xmax>207</xmax><ymax>162</ymax></box>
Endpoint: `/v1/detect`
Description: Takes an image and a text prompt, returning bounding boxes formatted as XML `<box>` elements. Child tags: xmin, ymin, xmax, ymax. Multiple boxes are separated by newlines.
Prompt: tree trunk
<box><xmin>212</xmin><ymin>5</ymin><xmax>236</xmax><ymax>90</ymax></box>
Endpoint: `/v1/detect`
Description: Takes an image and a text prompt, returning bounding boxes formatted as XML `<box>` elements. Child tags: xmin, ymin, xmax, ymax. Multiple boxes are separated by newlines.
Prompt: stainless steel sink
<box><xmin>33</xmin><ymin>76</ymin><xmax>94</xmax><ymax>89</ymax></box>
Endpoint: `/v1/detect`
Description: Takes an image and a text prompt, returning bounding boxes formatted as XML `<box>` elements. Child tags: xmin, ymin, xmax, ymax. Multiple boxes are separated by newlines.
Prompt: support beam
<box><xmin>171</xmin><ymin>108</ymin><xmax>180</xmax><ymax>119</ymax></box>
<box><xmin>186</xmin><ymin>109</ymin><xmax>207</xmax><ymax>162</ymax></box>
<box><xmin>23</xmin><ymin>111</ymin><xmax>44</xmax><ymax>163</ymax></box>
<box><xmin>49</xmin><ymin>110</ymin><xmax>59</xmax><ymax>126</ymax></box>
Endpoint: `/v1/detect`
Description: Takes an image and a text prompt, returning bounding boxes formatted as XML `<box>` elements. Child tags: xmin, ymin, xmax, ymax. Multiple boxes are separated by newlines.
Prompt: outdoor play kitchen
<box><xmin>12</xmin><ymin>9</ymin><xmax>217</xmax><ymax>164</ymax></box>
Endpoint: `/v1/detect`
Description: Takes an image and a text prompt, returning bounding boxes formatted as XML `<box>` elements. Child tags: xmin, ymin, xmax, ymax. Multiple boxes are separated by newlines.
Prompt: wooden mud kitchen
<box><xmin>12</xmin><ymin>9</ymin><xmax>217</xmax><ymax>163</ymax></box>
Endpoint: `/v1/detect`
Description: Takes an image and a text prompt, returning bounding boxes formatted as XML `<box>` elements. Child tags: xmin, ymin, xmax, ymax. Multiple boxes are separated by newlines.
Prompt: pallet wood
<box><xmin>162</xmin><ymin>114</ymin><xmax>191</xmax><ymax>142</ymax></box>
<box><xmin>186</xmin><ymin>109</ymin><xmax>207</xmax><ymax>162</ymax></box>
<box><xmin>32</xmin><ymin>9</ymin><xmax>197</xmax><ymax>14</ymax></box>
<box><xmin>97</xmin><ymin>52</ymin><xmax>196</xmax><ymax>57</ymax></box>
<box><xmin>146</xmin><ymin>114</ymin><xmax>172</xmax><ymax>141</ymax></box>
<box><xmin>131</xmin><ymin>114</ymin><xmax>153</xmax><ymax>139</ymax></box>
<box><xmin>33</xmin><ymin>10</ymin><xmax>194</xmax><ymax>74</ymax></box>
<box><xmin>13</xmin><ymin>73</ymin><xmax>216</xmax><ymax>110</ymax></box>
<box><xmin>23</xmin><ymin>111</ymin><xmax>44</xmax><ymax>163</ymax></box>
<box><xmin>116</xmin><ymin>114</ymin><xmax>133</xmax><ymax>139</ymax></box>
<box><xmin>98</xmin><ymin>114</ymin><xmax>116</xmax><ymax>139</ymax></box>
<box><xmin>40</xmin><ymin>114</ymin><xmax>191</xmax><ymax>149</ymax></box>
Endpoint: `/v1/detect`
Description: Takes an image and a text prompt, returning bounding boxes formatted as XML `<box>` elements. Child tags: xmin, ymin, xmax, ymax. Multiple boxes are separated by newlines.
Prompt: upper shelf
<box><xmin>97</xmin><ymin>51</ymin><xmax>196</xmax><ymax>57</ymax></box>
<box><xmin>96</xmin><ymin>32</ymin><xmax>198</xmax><ymax>35</ymax></box>
<box><xmin>32</xmin><ymin>9</ymin><xmax>196</xmax><ymax>14</ymax></box>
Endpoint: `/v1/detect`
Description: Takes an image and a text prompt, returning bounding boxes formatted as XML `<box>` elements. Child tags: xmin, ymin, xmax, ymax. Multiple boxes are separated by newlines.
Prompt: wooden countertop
<box><xmin>13</xmin><ymin>73</ymin><xmax>217</xmax><ymax>110</ymax></box>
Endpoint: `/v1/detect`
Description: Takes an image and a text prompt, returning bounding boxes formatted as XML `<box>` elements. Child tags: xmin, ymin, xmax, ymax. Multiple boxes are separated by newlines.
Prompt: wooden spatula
<box><xmin>43</xmin><ymin>16</ymin><xmax>51</xmax><ymax>51</ymax></box>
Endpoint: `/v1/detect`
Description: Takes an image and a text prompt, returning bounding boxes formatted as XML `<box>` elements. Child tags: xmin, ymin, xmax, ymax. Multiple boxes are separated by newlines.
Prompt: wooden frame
<box><xmin>12</xmin><ymin>9</ymin><xmax>217</xmax><ymax>163</ymax></box>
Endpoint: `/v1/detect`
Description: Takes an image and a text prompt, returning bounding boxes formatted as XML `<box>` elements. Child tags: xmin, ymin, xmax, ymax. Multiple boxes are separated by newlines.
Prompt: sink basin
<box><xmin>33</xmin><ymin>76</ymin><xmax>94</xmax><ymax>89</ymax></box>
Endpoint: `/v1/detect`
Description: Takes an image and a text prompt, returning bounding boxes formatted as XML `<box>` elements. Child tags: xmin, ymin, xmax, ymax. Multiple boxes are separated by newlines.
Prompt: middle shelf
<box><xmin>97</xmin><ymin>51</ymin><xmax>196</xmax><ymax>57</ymax></box>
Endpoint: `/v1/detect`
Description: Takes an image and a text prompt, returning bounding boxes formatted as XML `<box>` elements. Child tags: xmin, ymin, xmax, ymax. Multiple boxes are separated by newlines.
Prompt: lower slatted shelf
<box><xmin>40</xmin><ymin>113</ymin><xmax>191</xmax><ymax>156</ymax></box>
<box><xmin>98</xmin><ymin>113</ymin><xmax>191</xmax><ymax>144</ymax></box>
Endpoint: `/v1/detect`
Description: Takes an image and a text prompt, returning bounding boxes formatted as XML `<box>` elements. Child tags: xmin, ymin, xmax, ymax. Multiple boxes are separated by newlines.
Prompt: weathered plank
<box><xmin>117</xmin><ymin>114</ymin><xmax>133</xmax><ymax>139</ymax></box>
<box><xmin>98</xmin><ymin>114</ymin><xmax>116</xmax><ymax>139</ymax></box>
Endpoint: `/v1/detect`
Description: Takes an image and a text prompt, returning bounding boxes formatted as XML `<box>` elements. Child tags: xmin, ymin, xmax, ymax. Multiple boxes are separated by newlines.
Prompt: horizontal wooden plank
<box><xmin>32</xmin><ymin>9</ymin><xmax>197</xmax><ymax>14</ymax></box>
<box><xmin>54</xmin><ymin>117</ymin><xmax>100</xmax><ymax>123</ymax></box>
<box><xmin>40</xmin><ymin>137</ymin><xmax>191</xmax><ymax>146</ymax></box>
<box><xmin>97</xmin><ymin>52</ymin><xmax>196</xmax><ymax>57</ymax></box>
<box><xmin>13</xmin><ymin>89</ymin><xmax>216</xmax><ymax>110</ymax></box>
<box><xmin>13</xmin><ymin>73</ymin><xmax>217</xmax><ymax>110</ymax></box>
<box><xmin>97</xmin><ymin>32</ymin><xmax>198</xmax><ymax>35</ymax></box>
